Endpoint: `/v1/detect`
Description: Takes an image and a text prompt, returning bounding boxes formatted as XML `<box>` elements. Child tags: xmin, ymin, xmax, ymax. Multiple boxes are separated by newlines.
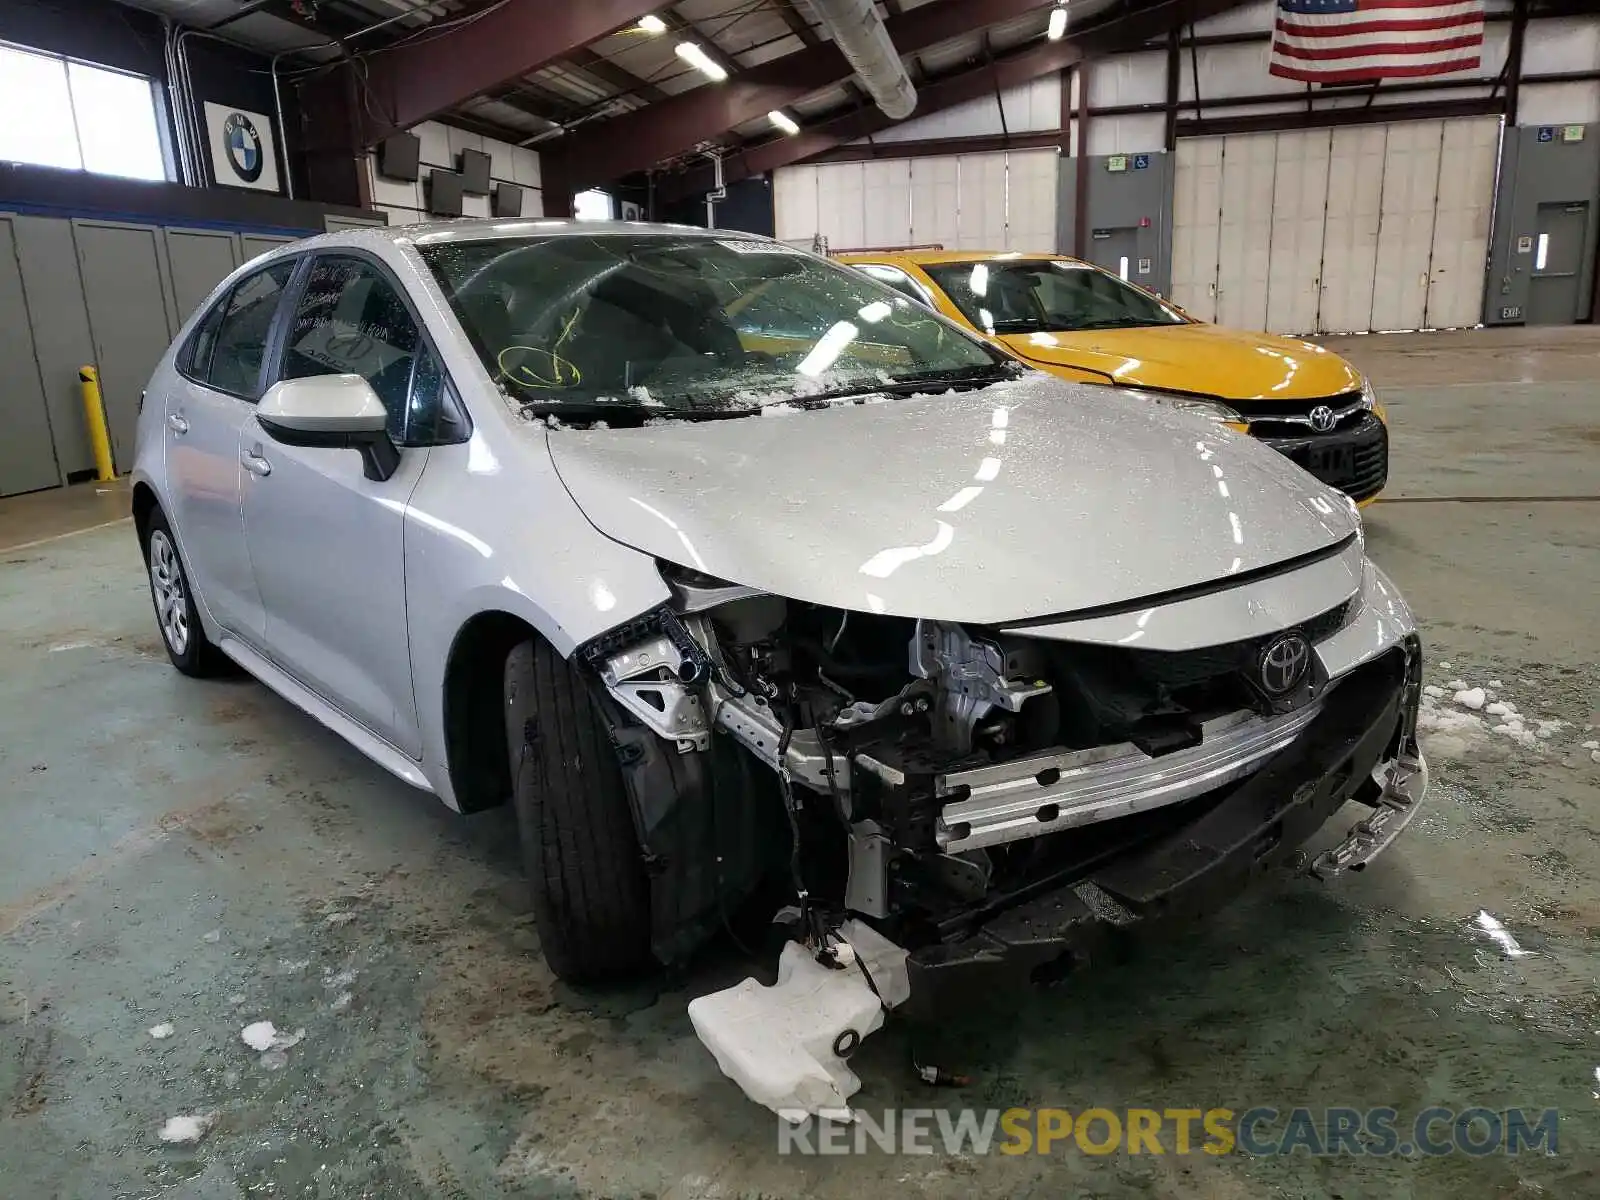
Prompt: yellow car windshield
<box><xmin>923</xmin><ymin>260</ymin><xmax>1187</xmax><ymax>336</ymax></box>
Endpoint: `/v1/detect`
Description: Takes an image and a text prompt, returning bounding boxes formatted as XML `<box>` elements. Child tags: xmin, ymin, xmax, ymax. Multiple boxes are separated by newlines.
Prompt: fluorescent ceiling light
<box><xmin>638</xmin><ymin>14</ymin><xmax>667</xmax><ymax>34</ymax></box>
<box><xmin>676</xmin><ymin>41</ymin><xmax>728</xmax><ymax>82</ymax></box>
<box><xmin>769</xmin><ymin>109</ymin><xmax>800</xmax><ymax>136</ymax></box>
<box><xmin>1047</xmin><ymin>6</ymin><xmax>1067</xmax><ymax>41</ymax></box>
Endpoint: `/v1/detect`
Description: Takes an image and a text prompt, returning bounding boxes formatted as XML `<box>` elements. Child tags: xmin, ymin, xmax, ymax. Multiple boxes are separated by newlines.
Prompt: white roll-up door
<box><xmin>1264</xmin><ymin>128</ymin><xmax>1331</xmax><ymax>335</ymax></box>
<box><xmin>1214</xmin><ymin>131</ymin><xmax>1277</xmax><ymax>332</ymax></box>
<box><xmin>1171</xmin><ymin>136</ymin><xmax>1223</xmax><ymax>322</ymax></box>
<box><xmin>1318</xmin><ymin>125</ymin><xmax>1390</xmax><ymax>334</ymax></box>
<box><xmin>1171</xmin><ymin>116</ymin><xmax>1502</xmax><ymax>334</ymax></box>
<box><xmin>775</xmin><ymin>148</ymin><xmax>1057</xmax><ymax>254</ymax></box>
<box><xmin>1425</xmin><ymin>117</ymin><xmax>1501</xmax><ymax>329</ymax></box>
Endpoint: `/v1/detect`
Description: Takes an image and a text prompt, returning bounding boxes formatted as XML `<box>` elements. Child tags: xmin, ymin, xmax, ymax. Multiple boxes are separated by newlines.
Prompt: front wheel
<box><xmin>143</xmin><ymin>510</ymin><xmax>230</xmax><ymax>677</ymax></box>
<box><xmin>503</xmin><ymin>639</ymin><xmax>654</xmax><ymax>982</ymax></box>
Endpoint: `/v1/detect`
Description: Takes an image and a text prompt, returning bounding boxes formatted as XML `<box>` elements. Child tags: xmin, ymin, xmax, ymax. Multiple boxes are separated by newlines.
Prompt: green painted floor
<box><xmin>2</xmin><ymin>326</ymin><xmax>1598</xmax><ymax>1197</ymax></box>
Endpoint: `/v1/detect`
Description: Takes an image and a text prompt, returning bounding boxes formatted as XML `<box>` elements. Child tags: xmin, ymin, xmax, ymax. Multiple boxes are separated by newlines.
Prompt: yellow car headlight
<box><xmin>1361</xmin><ymin>378</ymin><xmax>1388</xmax><ymax>424</ymax></box>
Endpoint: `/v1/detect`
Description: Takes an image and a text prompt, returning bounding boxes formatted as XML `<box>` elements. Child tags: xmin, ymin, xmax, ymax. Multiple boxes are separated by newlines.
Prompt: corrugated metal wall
<box><xmin>0</xmin><ymin>212</ymin><xmax>298</xmax><ymax>496</ymax></box>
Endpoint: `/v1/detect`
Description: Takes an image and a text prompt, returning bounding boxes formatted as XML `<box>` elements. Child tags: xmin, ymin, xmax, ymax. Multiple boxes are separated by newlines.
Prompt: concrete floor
<box><xmin>2</xmin><ymin>326</ymin><xmax>1597</xmax><ymax>1198</ymax></box>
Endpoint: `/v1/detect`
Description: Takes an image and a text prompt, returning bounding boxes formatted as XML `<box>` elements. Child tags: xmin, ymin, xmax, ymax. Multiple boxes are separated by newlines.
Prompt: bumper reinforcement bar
<box><xmin>937</xmin><ymin>703</ymin><xmax>1324</xmax><ymax>852</ymax></box>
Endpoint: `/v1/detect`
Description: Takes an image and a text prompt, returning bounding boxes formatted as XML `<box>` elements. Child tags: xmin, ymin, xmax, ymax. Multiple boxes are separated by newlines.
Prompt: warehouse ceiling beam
<box><xmin>771</xmin><ymin>0</ymin><xmax>824</xmax><ymax>47</ymax></box>
<box><xmin>567</xmin><ymin>47</ymin><xmax>672</xmax><ymax>105</ymax></box>
<box><xmin>544</xmin><ymin>0</ymin><xmax>1052</xmax><ymax>193</ymax></box>
<box><xmin>301</xmin><ymin>0</ymin><xmax>666</xmax><ymax>150</ymax></box>
<box><xmin>658</xmin><ymin>0</ymin><xmax>1253</xmax><ymax>200</ymax></box>
<box><xmin>660</xmin><ymin>34</ymin><xmax>1090</xmax><ymax>200</ymax></box>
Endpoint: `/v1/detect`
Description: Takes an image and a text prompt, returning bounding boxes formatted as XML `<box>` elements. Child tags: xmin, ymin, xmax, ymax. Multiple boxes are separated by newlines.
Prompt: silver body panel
<box><xmin>128</xmin><ymin>219</ymin><xmax>1416</xmax><ymax>826</ymax></box>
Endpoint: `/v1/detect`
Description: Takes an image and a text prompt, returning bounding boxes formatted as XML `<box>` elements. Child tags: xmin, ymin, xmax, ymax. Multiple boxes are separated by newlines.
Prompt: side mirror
<box><xmin>257</xmin><ymin>375</ymin><xmax>399</xmax><ymax>481</ymax></box>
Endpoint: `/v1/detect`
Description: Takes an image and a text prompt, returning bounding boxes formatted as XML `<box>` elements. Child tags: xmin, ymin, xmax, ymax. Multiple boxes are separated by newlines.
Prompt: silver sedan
<box><xmin>131</xmin><ymin>220</ymin><xmax>1427</xmax><ymax>1015</ymax></box>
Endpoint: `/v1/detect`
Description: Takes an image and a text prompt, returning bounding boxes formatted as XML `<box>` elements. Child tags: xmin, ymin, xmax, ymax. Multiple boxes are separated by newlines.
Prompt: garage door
<box><xmin>775</xmin><ymin>149</ymin><xmax>1058</xmax><ymax>253</ymax></box>
<box><xmin>1171</xmin><ymin>117</ymin><xmax>1502</xmax><ymax>334</ymax></box>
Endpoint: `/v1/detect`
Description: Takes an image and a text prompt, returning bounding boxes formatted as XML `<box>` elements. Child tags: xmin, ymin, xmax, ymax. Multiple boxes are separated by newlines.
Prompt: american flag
<box><xmin>1270</xmin><ymin>0</ymin><xmax>1486</xmax><ymax>83</ymax></box>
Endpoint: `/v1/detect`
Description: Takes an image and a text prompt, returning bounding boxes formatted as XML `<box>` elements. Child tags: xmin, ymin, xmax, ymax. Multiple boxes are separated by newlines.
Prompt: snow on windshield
<box><xmin>418</xmin><ymin>234</ymin><xmax>1002</xmax><ymax>419</ymax></box>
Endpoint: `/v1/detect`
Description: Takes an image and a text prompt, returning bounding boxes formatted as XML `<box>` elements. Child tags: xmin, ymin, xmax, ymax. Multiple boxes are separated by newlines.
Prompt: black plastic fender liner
<box><xmin>601</xmin><ymin>701</ymin><xmax>785</xmax><ymax>966</ymax></box>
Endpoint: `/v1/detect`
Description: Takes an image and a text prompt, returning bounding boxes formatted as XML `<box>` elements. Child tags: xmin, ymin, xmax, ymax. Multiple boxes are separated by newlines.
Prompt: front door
<box><xmin>164</xmin><ymin>258</ymin><xmax>295</xmax><ymax>642</ymax></box>
<box><xmin>1527</xmin><ymin>201</ymin><xmax>1590</xmax><ymax>325</ymax></box>
<box><xmin>241</xmin><ymin>254</ymin><xmax>432</xmax><ymax>758</ymax></box>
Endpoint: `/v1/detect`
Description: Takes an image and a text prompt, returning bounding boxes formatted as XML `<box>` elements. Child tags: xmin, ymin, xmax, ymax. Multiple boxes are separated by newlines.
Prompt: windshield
<box><xmin>417</xmin><ymin>233</ymin><xmax>1009</xmax><ymax>417</ymax></box>
<box><xmin>922</xmin><ymin>259</ymin><xmax>1187</xmax><ymax>336</ymax></box>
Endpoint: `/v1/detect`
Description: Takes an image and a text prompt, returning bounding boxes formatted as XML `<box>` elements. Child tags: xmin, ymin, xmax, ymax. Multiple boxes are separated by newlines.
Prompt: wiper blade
<box><xmin>880</xmin><ymin>363</ymin><xmax>1024</xmax><ymax>389</ymax></box>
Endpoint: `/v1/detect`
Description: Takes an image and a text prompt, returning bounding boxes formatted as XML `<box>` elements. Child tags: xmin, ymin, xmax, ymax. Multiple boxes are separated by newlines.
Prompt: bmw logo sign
<box><xmin>223</xmin><ymin>112</ymin><xmax>264</xmax><ymax>183</ymax></box>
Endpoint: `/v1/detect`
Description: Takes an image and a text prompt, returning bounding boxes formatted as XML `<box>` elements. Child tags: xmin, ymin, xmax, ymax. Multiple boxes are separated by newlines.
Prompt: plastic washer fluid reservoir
<box><xmin>687</xmin><ymin>920</ymin><xmax>910</xmax><ymax>1120</ymax></box>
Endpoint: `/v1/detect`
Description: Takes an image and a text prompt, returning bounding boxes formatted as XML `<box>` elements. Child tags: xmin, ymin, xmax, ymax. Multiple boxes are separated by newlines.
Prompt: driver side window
<box><xmin>280</xmin><ymin>255</ymin><xmax>464</xmax><ymax>446</ymax></box>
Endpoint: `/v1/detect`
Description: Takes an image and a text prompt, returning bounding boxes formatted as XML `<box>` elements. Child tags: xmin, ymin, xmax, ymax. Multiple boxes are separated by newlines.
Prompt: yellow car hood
<box><xmin>999</xmin><ymin>323</ymin><xmax>1362</xmax><ymax>402</ymax></box>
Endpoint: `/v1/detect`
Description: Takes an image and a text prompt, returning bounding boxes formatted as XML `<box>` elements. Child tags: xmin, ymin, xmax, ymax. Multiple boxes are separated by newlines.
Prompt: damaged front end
<box><xmin>576</xmin><ymin>552</ymin><xmax>1427</xmax><ymax>1117</ymax></box>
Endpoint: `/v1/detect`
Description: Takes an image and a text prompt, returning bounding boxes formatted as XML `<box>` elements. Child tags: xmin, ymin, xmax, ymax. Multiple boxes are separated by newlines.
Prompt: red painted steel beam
<box><xmin>547</xmin><ymin>0</ymin><xmax>1054</xmax><ymax>192</ymax></box>
<box><xmin>304</xmin><ymin>0</ymin><xmax>665</xmax><ymax>149</ymax></box>
<box><xmin>655</xmin><ymin>0</ymin><xmax>1252</xmax><ymax>202</ymax></box>
<box><xmin>662</xmin><ymin>35</ymin><xmax>1088</xmax><ymax>200</ymax></box>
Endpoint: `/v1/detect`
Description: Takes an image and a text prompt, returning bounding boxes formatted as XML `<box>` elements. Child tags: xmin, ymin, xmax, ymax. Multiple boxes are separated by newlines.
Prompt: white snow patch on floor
<box><xmin>158</xmin><ymin>1114</ymin><xmax>212</xmax><ymax>1144</ymax></box>
<box><xmin>1474</xmin><ymin>911</ymin><xmax>1532</xmax><ymax>958</ymax></box>
<box><xmin>1454</xmin><ymin>687</ymin><xmax>1487</xmax><ymax>710</ymax></box>
<box><xmin>322</xmin><ymin>912</ymin><xmax>357</xmax><ymax>927</ymax></box>
<box><xmin>1485</xmin><ymin>701</ymin><xmax>1513</xmax><ymax>717</ymax></box>
<box><xmin>1438</xmin><ymin>661</ymin><xmax>1451</xmax><ymax>670</ymax></box>
<box><xmin>202</xmin><ymin>929</ymin><xmax>221</xmax><ymax>943</ymax></box>
<box><xmin>330</xmin><ymin>992</ymin><xmax>353</xmax><ymax>1012</ymax></box>
<box><xmin>1446</xmin><ymin>679</ymin><xmax>1468</xmax><ymax>691</ymax></box>
<box><xmin>1582</xmin><ymin>740</ymin><xmax>1599</xmax><ymax>751</ymax></box>
<box><xmin>1488</xmin><ymin>679</ymin><xmax>1504</xmax><ymax>689</ymax></box>
<box><xmin>1424</xmin><ymin>685</ymin><xmax>1446</xmax><ymax>698</ymax></box>
<box><xmin>148</xmin><ymin>1023</ymin><xmax>174</xmax><ymax>1040</ymax></box>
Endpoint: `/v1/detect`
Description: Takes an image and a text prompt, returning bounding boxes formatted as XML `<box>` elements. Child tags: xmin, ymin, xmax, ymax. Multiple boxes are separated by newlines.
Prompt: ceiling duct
<box><xmin>804</xmin><ymin>0</ymin><xmax>917</xmax><ymax>120</ymax></box>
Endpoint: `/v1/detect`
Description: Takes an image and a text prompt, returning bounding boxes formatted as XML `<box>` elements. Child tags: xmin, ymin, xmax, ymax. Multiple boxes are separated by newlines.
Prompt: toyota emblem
<box><xmin>1257</xmin><ymin>631</ymin><xmax>1311</xmax><ymax>696</ymax></box>
<box><xmin>1308</xmin><ymin>405</ymin><xmax>1337</xmax><ymax>433</ymax></box>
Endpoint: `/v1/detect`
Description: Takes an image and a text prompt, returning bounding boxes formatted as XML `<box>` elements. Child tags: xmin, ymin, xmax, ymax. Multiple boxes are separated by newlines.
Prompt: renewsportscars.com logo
<box><xmin>777</xmin><ymin>1106</ymin><xmax>1560</xmax><ymax>1157</ymax></box>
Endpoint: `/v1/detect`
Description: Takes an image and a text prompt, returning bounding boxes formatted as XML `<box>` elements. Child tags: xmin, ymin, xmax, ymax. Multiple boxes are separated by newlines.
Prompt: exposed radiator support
<box><xmin>803</xmin><ymin>0</ymin><xmax>917</xmax><ymax>120</ymax></box>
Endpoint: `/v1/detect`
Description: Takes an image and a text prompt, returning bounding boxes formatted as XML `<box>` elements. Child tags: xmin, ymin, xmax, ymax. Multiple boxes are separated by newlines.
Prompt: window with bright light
<box><xmin>573</xmin><ymin>189</ymin><xmax>616</xmax><ymax>221</ymax></box>
<box><xmin>0</xmin><ymin>43</ymin><xmax>168</xmax><ymax>181</ymax></box>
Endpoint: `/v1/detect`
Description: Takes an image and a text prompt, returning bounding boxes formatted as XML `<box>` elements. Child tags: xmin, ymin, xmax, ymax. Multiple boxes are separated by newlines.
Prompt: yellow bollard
<box><xmin>77</xmin><ymin>365</ymin><xmax>117</xmax><ymax>482</ymax></box>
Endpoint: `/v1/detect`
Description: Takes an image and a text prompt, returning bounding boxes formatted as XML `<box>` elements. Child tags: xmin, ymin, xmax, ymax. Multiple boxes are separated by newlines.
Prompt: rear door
<box><xmin>165</xmin><ymin>258</ymin><xmax>296</xmax><ymax>642</ymax></box>
<box><xmin>240</xmin><ymin>252</ymin><xmax>447</xmax><ymax>758</ymax></box>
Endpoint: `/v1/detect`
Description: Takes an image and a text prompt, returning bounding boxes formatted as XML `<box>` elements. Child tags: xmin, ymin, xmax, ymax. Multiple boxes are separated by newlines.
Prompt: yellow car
<box><xmin>837</xmin><ymin>250</ymin><xmax>1388</xmax><ymax>504</ymax></box>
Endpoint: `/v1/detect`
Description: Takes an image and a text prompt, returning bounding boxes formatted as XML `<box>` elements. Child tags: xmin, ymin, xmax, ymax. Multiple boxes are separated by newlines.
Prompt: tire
<box><xmin>503</xmin><ymin>638</ymin><xmax>653</xmax><ymax>982</ymax></box>
<box><xmin>142</xmin><ymin>509</ymin><xmax>231</xmax><ymax>678</ymax></box>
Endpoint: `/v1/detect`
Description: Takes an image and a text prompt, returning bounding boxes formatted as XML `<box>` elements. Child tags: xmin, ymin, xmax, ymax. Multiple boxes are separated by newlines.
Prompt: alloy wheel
<box><xmin>148</xmin><ymin>529</ymin><xmax>190</xmax><ymax>656</ymax></box>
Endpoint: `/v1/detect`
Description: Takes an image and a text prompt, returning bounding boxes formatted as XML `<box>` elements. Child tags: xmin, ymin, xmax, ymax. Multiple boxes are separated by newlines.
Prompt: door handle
<box><xmin>241</xmin><ymin>449</ymin><xmax>272</xmax><ymax>478</ymax></box>
<box><xmin>167</xmin><ymin>413</ymin><xmax>189</xmax><ymax>435</ymax></box>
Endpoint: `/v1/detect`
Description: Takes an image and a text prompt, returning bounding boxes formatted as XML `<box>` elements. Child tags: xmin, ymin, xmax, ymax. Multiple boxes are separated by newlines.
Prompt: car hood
<box><xmin>998</xmin><ymin>324</ymin><xmax>1363</xmax><ymax>403</ymax></box>
<box><xmin>545</xmin><ymin>374</ymin><xmax>1358</xmax><ymax>625</ymax></box>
